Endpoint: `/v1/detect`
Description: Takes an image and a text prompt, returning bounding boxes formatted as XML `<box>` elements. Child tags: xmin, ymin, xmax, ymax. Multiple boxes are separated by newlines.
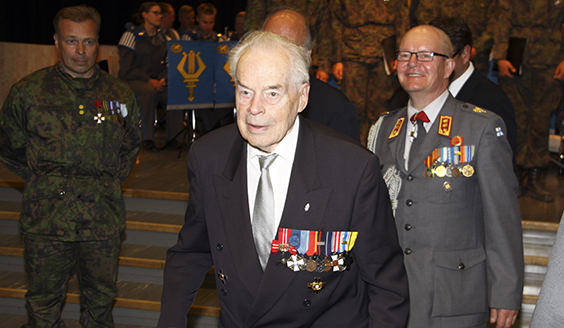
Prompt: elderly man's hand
<box><xmin>497</xmin><ymin>60</ymin><xmax>516</xmax><ymax>78</ymax></box>
<box><xmin>490</xmin><ymin>308</ymin><xmax>518</xmax><ymax>328</ymax></box>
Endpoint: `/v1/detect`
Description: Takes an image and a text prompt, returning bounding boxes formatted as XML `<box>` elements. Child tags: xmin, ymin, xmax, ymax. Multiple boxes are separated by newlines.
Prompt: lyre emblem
<box><xmin>176</xmin><ymin>50</ymin><xmax>206</xmax><ymax>102</ymax></box>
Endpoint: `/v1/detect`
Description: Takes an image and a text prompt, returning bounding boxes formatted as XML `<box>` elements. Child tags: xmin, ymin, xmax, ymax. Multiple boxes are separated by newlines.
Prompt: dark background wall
<box><xmin>0</xmin><ymin>0</ymin><xmax>247</xmax><ymax>45</ymax></box>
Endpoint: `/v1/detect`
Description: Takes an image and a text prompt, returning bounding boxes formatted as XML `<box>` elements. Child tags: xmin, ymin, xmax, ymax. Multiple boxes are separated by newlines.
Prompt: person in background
<box><xmin>0</xmin><ymin>5</ymin><xmax>141</xmax><ymax>326</ymax></box>
<box><xmin>229</xmin><ymin>11</ymin><xmax>246</xmax><ymax>41</ymax></box>
<box><xmin>159</xmin><ymin>2</ymin><xmax>180</xmax><ymax>40</ymax></box>
<box><xmin>118</xmin><ymin>1</ymin><xmax>184</xmax><ymax>151</ymax></box>
<box><xmin>177</xmin><ymin>5</ymin><xmax>195</xmax><ymax>37</ymax></box>
<box><xmin>181</xmin><ymin>2</ymin><xmax>218</xmax><ymax>41</ymax></box>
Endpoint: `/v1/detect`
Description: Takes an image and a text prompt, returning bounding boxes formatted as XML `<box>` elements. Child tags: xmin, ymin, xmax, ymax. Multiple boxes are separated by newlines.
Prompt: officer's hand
<box><xmin>498</xmin><ymin>60</ymin><xmax>516</xmax><ymax>78</ymax></box>
<box><xmin>490</xmin><ymin>308</ymin><xmax>518</xmax><ymax>328</ymax></box>
<box><xmin>316</xmin><ymin>70</ymin><xmax>330</xmax><ymax>82</ymax></box>
<box><xmin>149</xmin><ymin>79</ymin><xmax>163</xmax><ymax>92</ymax></box>
<box><xmin>554</xmin><ymin>61</ymin><xmax>564</xmax><ymax>80</ymax></box>
<box><xmin>333</xmin><ymin>62</ymin><xmax>344</xmax><ymax>80</ymax></box>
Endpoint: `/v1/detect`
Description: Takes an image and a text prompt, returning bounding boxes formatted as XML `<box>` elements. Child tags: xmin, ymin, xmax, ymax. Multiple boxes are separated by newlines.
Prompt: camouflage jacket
<box><xmin>0</xmin><ymin>62</ymin><xmax>142</xmax><ymax>241</ymax></box>
<box><xmin>316</xmin><ymin>0</ymin><xmax>409</xmax><ymax>69</ymax></box>
<box><xmin>413</xmin><ymin>0</ymin><xmax>497</xmax><ymax>73</ymax></box>
<box><xmin>492</xmin><ymin>0</ymin><xmax>564</xmax><ymax>68</ymax></box>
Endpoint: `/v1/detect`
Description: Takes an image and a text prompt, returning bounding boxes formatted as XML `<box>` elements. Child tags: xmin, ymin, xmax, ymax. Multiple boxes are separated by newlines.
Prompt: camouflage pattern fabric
<box><xmin>341</xmin><ymin>60</ymin><xmax>397</xmax><ymax>144</ymax></box>
<box><xmin>493</xmin><ymin>0</ymin><xmax>564</xmax><ymax>168</ymax></box>
<box><xmin>317</xmin><ymin>0</ymin><xmax>408</xmax><ymax>143</ymax></box>
<box><xmin>0</xmin><ymin>62</ymin><xmax>141</xmax><ymax>241</ymax></box>
<box><xmin>22</xmin><ymin>235</ymin><xmax>121</xmax><ymax>328</ymax></box>
<box><xmin>413</xmin><ymin>0</ymin><xmax>497</xmax><ymax>74</ymax></box>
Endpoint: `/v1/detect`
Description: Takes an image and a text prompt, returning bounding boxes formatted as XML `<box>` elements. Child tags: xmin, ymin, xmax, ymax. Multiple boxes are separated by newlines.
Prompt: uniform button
<box><xmin>221</xmin><ymin>288</ymin><xmax>227</xmax><ymax>296</ymax></box>
<box><xmin>458</xmin><ymin>263</ymin><xmax>465</xmax><ymax>270</ymax></box>
<box><xmin>407</xmin><ymin>174</ymin><xmax>414</xmax><ymax>182</ymax></box>
<box><xmin>404</xmin><ymin>248</ymin><xmax>412</xmax><ymax>255</ymax></box>
<box><xmin>77</xmin><ymin>195</ymin><xmax>82</xmax><ymax>199</ymax></box>
<box><xmin>303</xmin><ymin>299</ymin><xmax>311</xmax><ymax>307</ymax></box>
<box><xmin>59</xmin><ymin>190</ymin><xmax>66</xmax><ymax>196</ymax></box>
<box><xmin>216</xmin><ymin>244</ymin><xmax>223</xmax><ymax>251</ymax></box>
<box><xmin>75</xmin><ymin>230</ymin><xmax>80</xmax><ymax>235</ymax></box>
<box><xmin>404</xmin><ymin>224</ymin><xmax>412</xmax><ymax>231</ymax></box>
<box><xmin>76</xmin><ymin>160</ymin><xmax>81</xmax><ymax>164</ymax></box>
<box><xmin>406</xmin><ymin>199</ymin><xmax>413</xmax><ymax>206</ymax></box>
<box><xmin>77</xmin><ymin>122</ymin><xmax>82</xmax><ymax>126</ymax></box>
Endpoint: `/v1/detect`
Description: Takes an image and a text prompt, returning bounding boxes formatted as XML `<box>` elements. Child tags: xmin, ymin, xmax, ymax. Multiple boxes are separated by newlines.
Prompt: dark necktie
<box><xmin>252</xmin><ymin>154</ymin><xmax>278</xmax><ymax>270</ymax></box>
<box><xmin>409</xmin><ymin>111</ymin><xmax>430</xmax><ymax>169</ymax></box>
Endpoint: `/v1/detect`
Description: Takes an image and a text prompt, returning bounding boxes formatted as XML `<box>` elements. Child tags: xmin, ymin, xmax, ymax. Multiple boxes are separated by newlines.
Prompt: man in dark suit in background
<box><xmin>368</xmin><ymin>25</ymin><xmax>523</xmax><ymax>328</ymax></box>
<box><xmin>263</xmin><ymin>8</ymin><xmax>360</xmax><ymax>143</ymax></box>
<box><xmin>157</xmin><ymin>31</ymin><xmax>408</xmax><ymax>328</ymax></box>
<box><xmin>429</xmin><ymin>16</ymin><xmax>517</xmax><ymax>167</ymax></box>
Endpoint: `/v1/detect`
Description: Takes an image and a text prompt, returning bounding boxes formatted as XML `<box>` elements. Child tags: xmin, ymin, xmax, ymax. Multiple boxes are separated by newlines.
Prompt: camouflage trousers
<box><xmin>340</xmin><ymin>60</ymin><xmax>397</xmax><ymax>145</ymax></box>
<box><xmin>22</xmin><ymin>235</ymin><xmax>121</xmax><ymax>328</ymax></box>
<box><xmin>500</xmin><ymin>67</ymin><xmax>563</xmax><ymax>168</ymax></box>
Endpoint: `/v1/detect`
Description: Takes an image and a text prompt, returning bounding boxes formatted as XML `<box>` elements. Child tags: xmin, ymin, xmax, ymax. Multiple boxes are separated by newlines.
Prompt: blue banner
<box><xmin>214</xmin><ymin>42</ymin><xmax>237</xmax><ymax>108</ymax></box>
<box><xmin>167</xmin><ymin>41</ymin><xmax>238</xmax><ymax>110</ymax></box>
<box><xmin>167</xmin><ymin>41</ymin><xmax>214</xmax><ymax>110</ymax></box>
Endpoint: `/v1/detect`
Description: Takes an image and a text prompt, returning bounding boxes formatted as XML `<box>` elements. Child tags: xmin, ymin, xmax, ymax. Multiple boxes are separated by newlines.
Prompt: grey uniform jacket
<box><xmin>367</xmin><ymin>94</ymin><xmax>524</xmax><ymax>327</ymax></box>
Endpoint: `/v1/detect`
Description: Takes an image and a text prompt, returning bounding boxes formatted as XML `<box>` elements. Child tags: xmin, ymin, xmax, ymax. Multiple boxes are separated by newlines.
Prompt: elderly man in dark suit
<box><xmin>429</xmin><ymin>16</ymin><xmax>517</xmax><ymax>168</ymax></box>
<box><xmin>157</xmin><ymin>31</ymin><xmax>409</xmax><ymax>328</ymax></box>
<box><xmin>367</xmin><ymin>25</ymin><xmax>523</xmax><ymax>328</ymax></box>
<box><xmin>262</xmin><ymin>8</ymin><xmax>360</xmax><ymax>143</ymax></box>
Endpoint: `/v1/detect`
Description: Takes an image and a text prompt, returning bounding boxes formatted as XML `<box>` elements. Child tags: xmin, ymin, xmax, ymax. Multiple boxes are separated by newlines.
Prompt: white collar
<box><xmin>449</xmin><ymin>61</ymin><xmax>475</xmax><ymax>97</ymax></box>
<box><xmin>247</xmin><ymin>115</ymin><xmax>300</xmax><ymax>165</ymax></box>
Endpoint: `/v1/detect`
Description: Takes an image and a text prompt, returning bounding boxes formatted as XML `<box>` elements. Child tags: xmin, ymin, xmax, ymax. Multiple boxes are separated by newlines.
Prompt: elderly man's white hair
<box><xmin>228</xmin><ymin>31</ymin><xmax>311</xmax><ymax>90</ymax></box>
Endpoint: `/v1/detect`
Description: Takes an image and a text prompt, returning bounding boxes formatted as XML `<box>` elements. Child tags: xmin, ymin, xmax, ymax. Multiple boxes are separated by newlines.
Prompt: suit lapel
<box><xmin>213</xmin><ymin>134</ymin><xmax>265</xmax><ymax>298</ymax></box>
<box><xmin>244</xmin><ymin>118</ymin><xmax>332</xmax><ymax>326</ymax></box>
<box><xmin>407</xmin><ymin>95</ymin><xmax>458</xmax><ymax>173</ymax></box>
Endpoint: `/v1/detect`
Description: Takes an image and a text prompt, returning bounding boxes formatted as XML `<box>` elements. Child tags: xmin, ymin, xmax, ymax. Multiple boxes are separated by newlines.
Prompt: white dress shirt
<box><xmin>247</xmin><ymin>116</ymin><xmax>299</xmax><ymax>235</ymax></box>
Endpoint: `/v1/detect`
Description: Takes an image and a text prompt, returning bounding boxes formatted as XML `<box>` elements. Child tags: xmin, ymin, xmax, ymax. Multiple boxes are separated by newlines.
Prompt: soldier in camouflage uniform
<box><xmin>317</xmin><ymin>0</ymin><xmax>409</xmax><ymax>145</ymax></box>
<box><xmin>411</xmin><ymin>0</ymin><xmax>497</xmax><ymax>75</ymax></box>
<box><xmin>0</xmin><ymin>6</ymin><xmax>141</xmax><ymax>327</ymax></box>
<box><xmin>493</xmin><ymin>0</ymin><xmax>564</xmax><ymax>202</ymax></box>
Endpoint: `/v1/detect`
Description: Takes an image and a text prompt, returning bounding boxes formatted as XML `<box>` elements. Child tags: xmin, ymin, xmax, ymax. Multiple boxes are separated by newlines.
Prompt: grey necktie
<box><xmin>253</xmin><ymin>154</ymin><xmax>278</xmax><ymax>270</ymax></box>
<box><xmin>409</xmin><ymin>116</ymin><xmax>427</xmax><ymax>170</ymax></box>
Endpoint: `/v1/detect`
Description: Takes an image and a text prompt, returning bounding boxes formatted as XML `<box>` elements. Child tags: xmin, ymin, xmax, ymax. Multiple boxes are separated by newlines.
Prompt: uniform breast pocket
<box><xmin>30</xmin><ymin>106</ymin><xmax>71</xmax><ymax>162</ymax></box>
<box><xmin>424</xmin><ymin>175</ymin><xmax>469</xmax><ymax>205</ymax></box>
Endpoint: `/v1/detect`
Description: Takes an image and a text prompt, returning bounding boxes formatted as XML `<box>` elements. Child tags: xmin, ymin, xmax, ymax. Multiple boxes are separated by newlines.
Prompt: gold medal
<box><xmin>434</xmin><ymin>164</ymin><xmax>446</xmax><ymax>177</ymax></box>
<box><xmin>462</xmin><ymin>164</ymin><xmax>474</xmax><ymax>177</ymax></box>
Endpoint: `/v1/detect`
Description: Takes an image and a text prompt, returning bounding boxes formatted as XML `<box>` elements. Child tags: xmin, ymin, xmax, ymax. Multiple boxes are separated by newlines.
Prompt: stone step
<box><xmin>0</xmin><ymin>270</ymin><xmax>219</xmax><ymax>327</ymax></box>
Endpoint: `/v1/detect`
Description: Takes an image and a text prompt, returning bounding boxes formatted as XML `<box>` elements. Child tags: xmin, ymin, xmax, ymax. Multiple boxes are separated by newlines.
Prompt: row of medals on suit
<box><xmin>424</xmin><ymin>135</ymin><xmax>475</xmax><ymax>179</ymax></box>
<box><xmin>272</xmin><ymin>228</ymin><xmax>357</xmax><ymax>273</ymax></box>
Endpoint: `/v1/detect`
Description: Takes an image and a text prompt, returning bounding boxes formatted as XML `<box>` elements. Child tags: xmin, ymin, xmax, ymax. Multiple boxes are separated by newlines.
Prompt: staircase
<box><xmin>0</xmin><ymin>183</ymin><xmax>219</xmax><ymax>328</ymax></box>
<box><xmin>0</xmin><ymin>181</ymin><xmax>559</xmax><ymax>328</ymax></box>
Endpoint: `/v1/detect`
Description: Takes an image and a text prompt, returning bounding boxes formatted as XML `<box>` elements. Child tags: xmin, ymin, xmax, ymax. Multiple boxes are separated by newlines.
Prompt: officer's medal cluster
<box><xmin>272</xmin><ymin>228</ymin><xmax>357</xmax><ymax>275</ymax></box>
<box><xmin>424</xmin><ymin>135</ymin><xmax>475</xmax><ymax>179</ymax></box>
<box><xmin>93</xmin><ymin>99</ymin><xmax>128</xmax><ymax>126</ymax></box>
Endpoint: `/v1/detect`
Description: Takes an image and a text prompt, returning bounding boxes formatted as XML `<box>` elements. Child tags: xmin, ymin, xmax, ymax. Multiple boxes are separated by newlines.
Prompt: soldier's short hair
<box><xmin>228</xmin><ymin>31</ymin><xmax>311</xmax><ymax>91</ymax></box>
<box><xmin>197</xmin><ymin>3</ymin><xmax>217</xmax><ymax>17</ymax></box>
<box><xmin>179</xmin><ymin>5</ymin><xmax>195</xmax><ymax>17</ymax></box>
<box><xmin>53</xmin><ymin>5</ymin><xmax>101</xmax><ymax>36</ymax></box>
<box><xmin>429</xmin><ymin>17</ymin><xmax>473</xmax><ymax>57</ymax></box>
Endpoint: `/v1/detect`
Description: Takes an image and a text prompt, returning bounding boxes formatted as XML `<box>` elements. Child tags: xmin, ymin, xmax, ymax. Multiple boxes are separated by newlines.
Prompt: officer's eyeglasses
<box><xmin>396</xmin><ymin>51</ymin><xmax>451</xmax><ymax>62</ymax></box>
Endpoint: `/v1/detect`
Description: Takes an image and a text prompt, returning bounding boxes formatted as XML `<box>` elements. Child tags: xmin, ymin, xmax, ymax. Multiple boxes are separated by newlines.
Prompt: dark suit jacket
<box><xmin>158</xmin><ymin>118</ymin><xmax>408</xmax><ymax>328</ymax></box>
<box><xmin>455</xmin><ymin>68</ymin><xmax>517</xmax><ymax>166</ymax></box>
<box><xmin>302</xmin><ymin>76</ymin><xmax>361</xmax><ymax>143</ymax></box>
<box><xmin>368</xmin><ymin>95</ymin><xmax>524</xmax><ymax>327</ymax></box>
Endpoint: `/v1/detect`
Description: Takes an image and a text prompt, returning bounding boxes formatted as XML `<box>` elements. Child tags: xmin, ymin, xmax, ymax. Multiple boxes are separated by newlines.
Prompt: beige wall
<box><xmin>0</xmin><ymin>42</ymin><xmax>119</xmax><ymax>105</ymax></box>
